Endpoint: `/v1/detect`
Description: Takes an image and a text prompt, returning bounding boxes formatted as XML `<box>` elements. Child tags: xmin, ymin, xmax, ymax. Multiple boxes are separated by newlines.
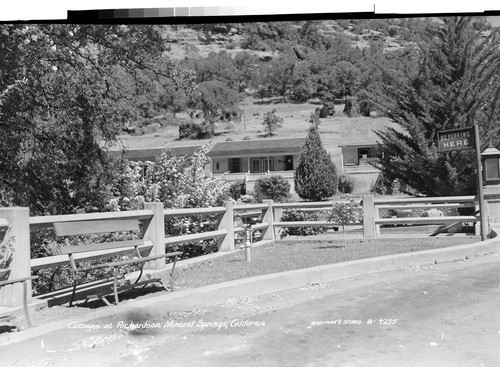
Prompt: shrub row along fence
<box><xmin>0</xmin><ymin>196</ymin><xmax>480</xmax><ymax>308</ymax></box>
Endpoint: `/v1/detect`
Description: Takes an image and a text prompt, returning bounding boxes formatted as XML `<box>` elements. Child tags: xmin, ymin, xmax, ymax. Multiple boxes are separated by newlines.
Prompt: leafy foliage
<box><xmin>264</xmin><ymin>54</ymin><xmax>297</xmax><ymax>102</ymax></box>
<box><xmin>255</xmin><ymin>175</ymin><xmax>291</xmax><ymax>202</ymax></box>
<box><xmin>228</xmin><ymin>180</ymin><xmax>246</xmax><ymax>201</ymax></box>
<box><xmin>368</xmin><ymin>17</ymin><xmax>500</xmax><ymax>196</ymax></box>
<box><xmin>0</xmin><ymin>226</ymin><xmax>14</xmax><ymax>273</ymax></box>
<box><xmin>295</xmin><ymin>125</ymin><xmax>338</xmax><ymax>201</ymax></box>
<box><xmin>0</xmin><ymin>24</ymin><xmax>196</xmax><ymax>215</ymax></box>
<box><xmin>196</xmin><ymin>80</ymin><xmax>240</xmax><ymax>130</ymax></box>
<box><xmin>261</xmin><ymin>109</ymin><xmax>284</xmax><ymax>136</ymax></box>
<box><xmin>190</xmin><ymin>50</ymin><xmax>240</xmax><ymax>91</ymax></box>
<box><xmin>279</xmin><ymin>210</ymin><xmax>331</xmax><ymax>239</ymax></box>
<box><xmin>338</xmin><ymin>175</ymin><xmax>356</xmax><ymax>194</ymax></box>
<box><xmin>328</xmin><ymin>200</ymin><xmax>363</xmax><ymax>229</ymax></box>
<box><xmin>328</xmin><ymin>199</ymin><xmax>363</xmax><ymax>246</ymax></box>
<box><xmin>141</xmin><ymin>144</ymin><xmax>231</xmax><ymax>208</ymax></box>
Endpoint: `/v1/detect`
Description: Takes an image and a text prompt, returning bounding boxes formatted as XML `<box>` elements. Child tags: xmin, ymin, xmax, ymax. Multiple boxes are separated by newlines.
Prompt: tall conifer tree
<box><xmin>294</xmin><ymin>125</ymin><xmax>338</xmax><ymax>200</ymax></box>
<box><xmin>370</xmin><ymin>17</ymin><xmax>500</xmax><ymax>196</ymax></box>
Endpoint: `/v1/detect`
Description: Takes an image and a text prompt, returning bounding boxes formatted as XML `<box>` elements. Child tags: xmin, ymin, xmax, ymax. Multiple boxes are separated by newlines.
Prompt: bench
<box><xmin>0</xmin><ymin>275</ymin><xmax>39</xmax><ymax>328</ymax></box>
<box><xmin>54</xmin><ymin>218</ymin><xmax>182</xmax><ymax>306</ymax></box>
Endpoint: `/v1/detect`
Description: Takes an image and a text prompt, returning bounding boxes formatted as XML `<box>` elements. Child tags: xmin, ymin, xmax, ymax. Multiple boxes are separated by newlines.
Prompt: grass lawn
<box><xmin>174</xmin><ymin>236</ymin><xmax>479</xmax><ymax>290</ymax></box>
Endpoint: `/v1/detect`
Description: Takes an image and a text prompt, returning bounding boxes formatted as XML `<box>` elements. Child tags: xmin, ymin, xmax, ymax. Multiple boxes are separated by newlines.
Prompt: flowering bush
<box><xmin>0</xmin><ymin>226</ymin><xmax>15</xmax><ymax>280</ymax></box>
<box><xmin>141</xmin><ymin>144</ymin><xmax>232</xmax><ymax>209</ymax></box>
<box><xmin>104</xmin><ymin>144</ymin><xmax>233</xmax><ymax>260</ymax></box>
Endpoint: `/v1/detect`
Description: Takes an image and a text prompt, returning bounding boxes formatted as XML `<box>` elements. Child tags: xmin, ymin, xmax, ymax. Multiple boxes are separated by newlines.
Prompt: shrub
<box><xmin>279</xmin><ymin>210</ymin><xmax>333</xmax><ymax>238</ymax></box>
<box><xmin>295</xmin><ymin>125</ymin><xmax>338</xmax><ymax>201</ymax></box>
<box><xmin>0</xmin><ymin>226</ymin><xmax>14</xmax><ymax>279</ymax></box>
<box><xmin>255</xmin><ymin>175</ymin><xmax>291</xmax><ymax>202</ymax></box>
<box><xmin>343</xmin><ymin>98</ymin><xmax>360</xmax><ymax>117</ymax></box>
<box><xmin>30</xmin><ymin>228</ymin><xmax>142</xmax><ymax>295</ymax></box>
<box><xmin>236</xmin><ymin>194</ymin><xmax>258</xmax><ymax>204</ymax></box>
<box><xmin>358</xmin><ymin>99</ymin><xmax>373</xmax><ymax>117</ymax></box>
<box><xmin>179</xmin><ymin>122</ymin><xmax>205</xmax><ymax>139</ymax></box>
<box><xmin>319</xmin><ymin>102</ymin><xmax>335</xmax><ymax>118</ymax></box>
<box><xmin>108</xmin><ymin>144</ymin><xmax>232</xmax><ymax>262</ymax></box>
<box><xmin>228</xmin><ymin>180</ymin><xmax>246</xmax><ymax>201</ymax></box>
<box><xmin>243</xmin><ymin>136</ymin><xmax>251</xmax><ymax>140</ymax></box>
<box><xmin>338</xmin><ymin>174</ymin><xmax>355</xmax><ymax>194</ymax></box>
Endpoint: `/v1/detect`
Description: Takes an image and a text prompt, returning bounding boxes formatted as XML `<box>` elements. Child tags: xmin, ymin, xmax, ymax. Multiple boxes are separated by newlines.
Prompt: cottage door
<box><xmin>251</xmin><ymin>158</ymin><xmax>261</xmax><ymax>173</ymax></box>
<box><xmin>284</xmin><ymin>155</ymin><xmax>294</xmax><ymax>170</ymax></box>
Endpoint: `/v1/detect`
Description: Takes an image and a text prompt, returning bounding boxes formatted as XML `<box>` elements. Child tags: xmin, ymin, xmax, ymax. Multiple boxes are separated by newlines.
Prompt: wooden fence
<box><xmin>0</xmin><ymin>195</ymin><xmax>481</xmax><ymax>307</ymax></box>
<box><xmin>362</xmin><ymin>195</ymin><xmax>479</xmax><ymax>238</ymax></box>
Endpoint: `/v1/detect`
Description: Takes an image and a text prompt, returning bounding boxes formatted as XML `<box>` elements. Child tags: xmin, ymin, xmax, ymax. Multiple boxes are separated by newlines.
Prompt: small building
<box><xmin>207</xmin><ymin>138</ymin><xmax>305</xmax><ymax>192</ymax></box>
<box><xmin>336</xmin><ymin>119</ymin><xmax>401</xmax><ymax>193</ymax></box>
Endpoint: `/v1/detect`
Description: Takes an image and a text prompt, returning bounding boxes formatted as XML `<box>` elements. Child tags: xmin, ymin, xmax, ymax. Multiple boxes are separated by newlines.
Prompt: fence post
<box><xmin>143</xmin><ymin>202</ymin><xmax>166</xmax><ymax>270</ymax></box>
<box><xmin>363</xmin><ymin>195</ymin><xmax>376</xmax><ymax>238</ymax></box>
<box><xmin>0</xmin><ymin>207</ymin><xmax>31</xmax><ymax>308</ymax></box>
<box><xmin>273</xmin><ymin>206</ymin><xmax>283</xmax><ymax>239</ymax></box>
<box><xmin>217</xmin><ymin>201</ymin><xmax>234</xmax><ymax>251</ymax></box>
<box><xmin>261</xmin><ymin>199</ymin><xmax>275</xmax><ymax>241</ymax></box>
<box><xmin>475</xmin><ymin>199</ymin><xmax>487</xmax><ymax>236</ymax></box>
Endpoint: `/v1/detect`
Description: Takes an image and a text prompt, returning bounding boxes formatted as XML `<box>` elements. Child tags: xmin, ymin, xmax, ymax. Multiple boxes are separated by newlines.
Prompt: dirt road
<box><xmin>3</xmin><ymin>254</ymin><xmax>500</xmax><ymax>367</ymax></box>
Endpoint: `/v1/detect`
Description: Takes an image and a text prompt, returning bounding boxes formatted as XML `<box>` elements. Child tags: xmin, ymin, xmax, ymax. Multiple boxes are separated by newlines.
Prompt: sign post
<box><xmin>473</xmin><ymin>122</ymin><xmax>488</xmax><ymax>241</ymax></box>
<box><xmin>437</xmin><ymin>125</ymin><xmax>487</xmax><ymax>240</ymax></box>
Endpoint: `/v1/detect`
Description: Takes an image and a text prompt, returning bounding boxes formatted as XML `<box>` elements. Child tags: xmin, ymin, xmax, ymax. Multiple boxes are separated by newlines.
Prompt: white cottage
<box><xmin>207</xmin><ymin>138</ymin><xmax>305</xmax><ymax>192</ymax></box>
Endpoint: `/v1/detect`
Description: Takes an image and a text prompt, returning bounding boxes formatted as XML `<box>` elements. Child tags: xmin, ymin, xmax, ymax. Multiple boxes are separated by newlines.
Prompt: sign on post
<box><xmin>437</xmin><ymin>124</ymin><xmax>487</xmax><ymax>240</ymax></box>
<box><xmin>437</xmin><ymin>127</ymin><xmax>474</xmax><ymax>152</ymax></box>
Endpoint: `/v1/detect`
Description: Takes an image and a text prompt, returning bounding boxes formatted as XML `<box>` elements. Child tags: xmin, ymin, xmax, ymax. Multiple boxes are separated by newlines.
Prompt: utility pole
<box><xmin>241</xmin><ymin>102</ymin><xmax>247</xmax><ymax>130</ymax></box>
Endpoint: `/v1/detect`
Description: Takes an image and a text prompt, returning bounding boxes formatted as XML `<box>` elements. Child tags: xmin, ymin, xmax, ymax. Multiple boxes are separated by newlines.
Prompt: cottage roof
<box><xmin>207</xmin><ymin>138</ymin><xmax>306</xmax><ymax>157</ymax></box>
<box><xmin>109</xmin><ymin>145</ymin><xmax>201</xmax><ymax>162</ymax></box>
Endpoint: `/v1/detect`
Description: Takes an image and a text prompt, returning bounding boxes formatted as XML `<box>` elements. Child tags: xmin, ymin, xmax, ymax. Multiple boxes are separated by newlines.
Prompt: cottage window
<box><xmin>357</xmin><ymin>148</ymin><xmax>372</xmax><ymax>161</ymax></box>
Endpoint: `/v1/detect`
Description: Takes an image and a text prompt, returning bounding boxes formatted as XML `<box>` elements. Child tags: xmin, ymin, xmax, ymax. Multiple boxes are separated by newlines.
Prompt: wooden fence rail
<box><xmin>1</xmin><ymin>195</ymin><xmax>482</xmax><ymax>307</ymax></box>
<box><xmin>363</xmin><ymin>195</ymin><xmax>479</xmax><ymax>238</ymax></box>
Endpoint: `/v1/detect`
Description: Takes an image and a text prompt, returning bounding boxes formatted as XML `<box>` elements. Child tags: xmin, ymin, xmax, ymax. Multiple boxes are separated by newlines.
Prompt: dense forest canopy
<box><xmin>0</xmin><ymin>24</ymin><xmax>196</xmax><ymax>214</ymax></box>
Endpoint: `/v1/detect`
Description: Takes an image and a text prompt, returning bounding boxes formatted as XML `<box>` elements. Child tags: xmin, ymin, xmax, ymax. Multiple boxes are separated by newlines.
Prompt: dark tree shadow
<box><xmin>0</xmin><ymin>324</ymin><xmax>19</xmax><ymax>335</ymax></box>
<box><xmin>72</xmin><ymin>285</ymin><xmax>167</xmax><ymax>309</ymax></box>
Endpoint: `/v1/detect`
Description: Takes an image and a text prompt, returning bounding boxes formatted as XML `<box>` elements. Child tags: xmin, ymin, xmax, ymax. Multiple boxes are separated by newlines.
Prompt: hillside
<box><xmin>110</xmin><ymin>19</ymin><xmax>419</xmax><ymax>159</ymax></box>
<box><xmin>160</xmin><ymin>19</ymin><xmax>415</xmax><ymax>61</ymax></box>
<box><xmin>109</xmin><ymin>17</ymin><xmax>496</xmax><ymax>169</ymax></box>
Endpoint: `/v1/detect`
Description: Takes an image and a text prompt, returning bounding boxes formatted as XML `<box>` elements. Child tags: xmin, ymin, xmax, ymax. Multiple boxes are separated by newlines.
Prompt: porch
<box><xmin>211</xmin><ymin>154</ymin><xmax>298</xmax><ymax>176</ymax></box>
<box><xmin>341</xmin><ymin>144</ymin><xmax>381</xmax><ymax>174</ymax></box>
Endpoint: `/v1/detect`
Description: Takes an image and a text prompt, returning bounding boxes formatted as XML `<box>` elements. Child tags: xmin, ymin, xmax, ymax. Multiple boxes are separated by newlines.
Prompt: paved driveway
<box><xmin>3</xmin><ymin>254</ymin><xmax>500</xmax><ymax>367</ymax></box>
